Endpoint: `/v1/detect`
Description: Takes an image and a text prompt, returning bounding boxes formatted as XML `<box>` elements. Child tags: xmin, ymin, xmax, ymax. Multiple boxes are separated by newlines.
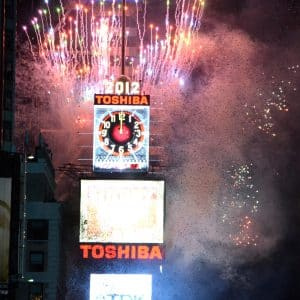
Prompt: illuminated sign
<box><xmin>90</xmin><ymin>274</ymin><xmax>152</xmax><ymax>300</ymax></box>
<box><xmin>93</xmin><ymin>100</ymin><xmax>150</xmax><ymax>172</ymax></box>
<box><xmin>80</xmin><ymin>244</ymin><xmax>163</xmax><ymax>260</ymax></box>
<box><xmin>0</xmin><ymin>178</ymin><xmax>12</xmax><ymax>284</ymax></box>
<box><xmin>94</xmin><ymin>94</ymin><xmax>149</xmax><ymax>105</ymax></box>
<box><xmin>80</xmin><ymin>180</ymin><xmax>164</xmax><ymax>244</ymax></box>
<box><xmin>103</xmin><ymin>79</ymin><xmax>141</xmax><ymax>95</ymax></box>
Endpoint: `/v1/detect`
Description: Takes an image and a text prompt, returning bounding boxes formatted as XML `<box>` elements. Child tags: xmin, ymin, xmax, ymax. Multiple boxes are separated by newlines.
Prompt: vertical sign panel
<box><xmin>93</xmin><ymin>95</ymin><xmax>150</xmax><ymax>172</ymax></box>
<box><xmin>0</xmin><ymin>178</ymin><xmax>12</xmax><ymax>284</ymax></box>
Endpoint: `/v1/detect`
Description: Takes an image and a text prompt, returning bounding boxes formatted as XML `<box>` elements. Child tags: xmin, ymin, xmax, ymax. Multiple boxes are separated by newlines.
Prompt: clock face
<box><xmin>93</xmin><ymin>101</ymin><xmax>150</xmax><ymax>172</ymax></box>
<box><xmin>98</xmin><ymin>111</ymin><xmax>145</xmax><ymax>156</ymax></box>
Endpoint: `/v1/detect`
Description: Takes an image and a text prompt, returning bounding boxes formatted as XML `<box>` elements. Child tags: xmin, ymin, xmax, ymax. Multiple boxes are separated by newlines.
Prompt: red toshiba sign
<box><xmin>80</xmin><ymin>244</ymin><xmax>163</xmax><ymax>260</ymax></box>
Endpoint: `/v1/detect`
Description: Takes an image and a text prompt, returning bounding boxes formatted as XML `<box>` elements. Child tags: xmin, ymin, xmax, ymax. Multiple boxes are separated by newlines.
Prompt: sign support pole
<box><xmin>121</xmin><ymin>0</ymin><xmax>126</xmax><ymax>76</ymax></box>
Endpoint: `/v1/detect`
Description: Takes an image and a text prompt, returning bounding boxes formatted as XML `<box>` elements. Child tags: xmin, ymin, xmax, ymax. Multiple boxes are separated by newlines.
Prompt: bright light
<box><xmin>80</xmin><ymin>180</ymin><xmax>165</xmax><ymax>243</ymax></box>
<box><xmin>90</xmin><ymin>274</ymin><xmax>152</xmax><ymax>300</ymax></box>
<box><xmin>23</xmin><ymin>0</ymin><xmax>205</xmax><ymax>97</ymax></box>
<box><xmin>160</xmin><ymin>265</ymin><xmax>163</xmax><ymax>273</ymax></box>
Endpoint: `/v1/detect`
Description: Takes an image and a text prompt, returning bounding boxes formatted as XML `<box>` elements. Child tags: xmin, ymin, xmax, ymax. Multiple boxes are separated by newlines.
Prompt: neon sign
<box><xmin>80</xmin><ymin>244</ymin><xmax>163</xmax><ymax>260</ymax></box>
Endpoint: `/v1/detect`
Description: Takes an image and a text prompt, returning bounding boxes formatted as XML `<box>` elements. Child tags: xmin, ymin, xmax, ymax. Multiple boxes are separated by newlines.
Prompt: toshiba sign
<box><xmin>80</xmin><ymin>244</ymin><xmax>163</xmax><ymax>260</ymax></box>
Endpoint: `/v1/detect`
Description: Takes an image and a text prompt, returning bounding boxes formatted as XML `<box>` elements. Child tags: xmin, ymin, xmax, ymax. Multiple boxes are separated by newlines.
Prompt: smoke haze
<box><xmin>15</xmin><ymin>0</ymin><xmax>300</xmax><ymax>298</ymax></box>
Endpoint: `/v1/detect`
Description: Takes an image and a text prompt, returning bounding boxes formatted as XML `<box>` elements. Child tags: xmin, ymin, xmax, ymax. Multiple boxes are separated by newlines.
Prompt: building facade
<box><xmin>12</xmin><ymin>136</ymin><xmax>62</xmax><ymax>300</ymax></box>
<box><xmin>1</xmin><ymin>1</ymin><xmax>63</xmax><ymax>298</ymax></box>
<box><xmin>0</xmin><ymin>0</ymin><xmax>16</xmax><ymax>152</ymax></box>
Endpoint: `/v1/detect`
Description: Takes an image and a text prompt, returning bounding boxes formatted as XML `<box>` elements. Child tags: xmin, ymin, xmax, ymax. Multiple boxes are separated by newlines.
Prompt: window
<box><xmin>4</xmin><ymin>89</ymin><xmax>13</xmax><ymax>110</ymax></box>
<box><xmin>29</xmin><ymin>252</ymin><xmax>45</xmax><ymax>272</ymax></box>
<box><xmin>5</xmin><ymin>30</ymin><xmax>14</xmax><ymax>51</ymax></box>
<box><xmin>27</xmin><ymin>220</ymin><xmax>48</xmax><ymax>240</ymax></box>
<box><xmin>3</xmin><ymin>121</ymin><xmax>12</xmax><ymax>142</ymax></box>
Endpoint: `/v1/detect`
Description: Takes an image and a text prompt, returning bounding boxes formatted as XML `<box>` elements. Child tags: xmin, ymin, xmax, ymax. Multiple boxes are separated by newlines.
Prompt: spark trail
<box><xmin>23</xmin><ymin>0</ymin><xmax>205</xmax><ymax>101</ymax></box>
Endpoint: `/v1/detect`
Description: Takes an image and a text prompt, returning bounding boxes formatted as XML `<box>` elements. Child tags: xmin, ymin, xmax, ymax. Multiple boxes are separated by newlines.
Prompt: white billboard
<box><xmin>80</xmin><ymin>179</ymin><xmax>164</xmax><ymax>243</ymax></box>
<box><xmin>0</xmin><ymin>178</ymin><xmax>12</xmax><ymax>283</ymax></box>
<box><xmin>90</xmin><ymin>274</ymin><xmax>152</xmax><ymax>300</ymax></box>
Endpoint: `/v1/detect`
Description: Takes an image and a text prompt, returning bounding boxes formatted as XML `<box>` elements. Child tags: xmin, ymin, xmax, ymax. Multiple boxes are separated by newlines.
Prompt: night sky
<box><xmin>164</xmin><ymin>1</ymin><xmax>300</xmax><ymax>299</ymax></box>
<box><xmin>16</xmin><ymin>0</ymin><xmax>300</xmax><ymax>299</ymax></box>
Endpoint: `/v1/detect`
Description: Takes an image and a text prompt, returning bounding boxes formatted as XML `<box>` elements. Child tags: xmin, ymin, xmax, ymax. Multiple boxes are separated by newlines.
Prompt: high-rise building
<box><xmin>0</xmin><ymin>0</ymin><xmax>17</xmax><ymax>152</ymax></box>
<box><xmin>12</xmin><ymin>135</ymin><xmax>62</xmax><ymax>300</ymax></box>
<box><xmin>0</xmin><ymin>2</ymin><xmax>19</xmax><ymax>298</ymax></box>
<box><xmin>1</xmin><ymin>3</ymin><xmax>63</xmax><ymax>297</ymax></box>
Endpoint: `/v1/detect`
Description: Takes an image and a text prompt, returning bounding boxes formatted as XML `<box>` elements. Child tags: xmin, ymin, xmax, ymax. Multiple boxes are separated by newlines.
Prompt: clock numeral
<box><xmin>101</xmin><ymin>129</ymin><xmax>107</xmax><ymax>137</ymax></box>
<box><xmin>134</xmin><ymin>129</ymin><xmax>141</xmax><ymax>137</ymax></box>
<box><xmin>134</xmin><ymin>121</ymin><xmax>139</xmax><ymax>129</ymax></box>
<box><xmin>103</xmin><ymin>121</ymin><xmax>111</xmax><ymax>129</ymax></box>
<box><xmin>104</xmin><ymin>138</ymin><xmax>109</xmax><ymax>146</ymax></box>
<box><xmin>127</xmin><ymin>143</ymin><xmax>133</xmax><ymax>151</ymax></box>
<box><xmin>110</xmin><ymin>144</ymin><xmax>116</xmax><ymax>153</ymax></box>
<box><xmin>118</xmin><ymin>146</ymin><xmax>124</xmax><ymax>154</ymax></box>
<box><xmin>118</xmin><ymin>112</ymin><xmax>126</xmax><ymax>121</ymax></box>
<box><xmin>133</xmin><ymin>138</ymin><xmax>138</xmax><ymax>145</ymax></box>
<box><xmin>128</xmin><ymin>114</ymin><xmax>132</xmax><ymax>123</ymax></box>
<box><xmin>110</xmin><ymin>114</ymin><xmax>116</xmax><ymax>122</ymax></box>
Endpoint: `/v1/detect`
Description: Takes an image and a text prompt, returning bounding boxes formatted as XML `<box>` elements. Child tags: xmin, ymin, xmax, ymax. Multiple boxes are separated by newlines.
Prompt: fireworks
<box><xmin>245</xmin><ymin>65</ymin><xmax>298</xmax><ymax>137</ymax></box>
<box><xmin>218</xmin><ymin>163</ymin><xmax>260</xmax><ymax>247</ymax></box>
<box><xmin>230</xmin><ymin>216</ymin><xmax>259</xmax><ymax>247</ymax></box>
<box><xmin>22</xmin><ymin>0</ymin><xmax>205</xmax><ymax>101</ymax></box>
<box><xmin>222</xmin><ymin>163</ymin><xmax>260</xmax><ymax>217</ymax></box>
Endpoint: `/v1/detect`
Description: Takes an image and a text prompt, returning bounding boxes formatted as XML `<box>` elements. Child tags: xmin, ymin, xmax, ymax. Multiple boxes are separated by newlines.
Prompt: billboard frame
<box><xmin>78</xmin><ymin>176</ymin><xmax>166</xmax><ymax>261</ymax></box>
<box><xmin>93</xmin><ymin>96</ymin><xmax>150</xmax><ymax>173</ymax></box>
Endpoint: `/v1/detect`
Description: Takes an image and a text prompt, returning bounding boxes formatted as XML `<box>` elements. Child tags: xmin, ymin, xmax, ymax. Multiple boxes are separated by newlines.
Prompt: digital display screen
<box><xmin>93</xmin><ymin>98</ymin><xmax>150</xmax><ymax>172</ymax></box>
<box><xmin>80</xmin><ymin>179</ymin><xmax>164</xmax><ymax>244</ymax></box>
<box><xmin>0</xmin><ymin>178</ymin><xmax>12</xmax><ymax>284</ymax></box>
<box><xmin>90</xmin><ymin>274</ymin><xmax>152</xmax><ymax>300</ymax></box>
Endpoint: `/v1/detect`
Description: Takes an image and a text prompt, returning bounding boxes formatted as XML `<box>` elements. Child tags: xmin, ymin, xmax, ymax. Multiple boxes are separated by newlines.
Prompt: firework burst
<box><xmin>217</xmin><ymin>163</ymin><xmax>260</xmax><ymax>247</ymax></box>
<box><xmin>245</xmin><ymin>65</ymin><xmax>299</xmax><ymax>137</ymax></box>
<box><xmin>22</xmin><ymin>0</ymin><xmax>205</xmax><ymax>101</ymax></box>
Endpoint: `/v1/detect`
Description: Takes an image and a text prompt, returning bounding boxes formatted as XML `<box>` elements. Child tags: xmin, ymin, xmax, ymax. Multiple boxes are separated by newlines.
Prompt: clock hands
<box><xmin>118</xmin><ymin>112</ymin><xmax>125</xmax><ymax>134</ymax></box>
<box><xmin>120</xmin><ymin>117</ymin><xmax>123</xmax><ymax>134</ymax></box>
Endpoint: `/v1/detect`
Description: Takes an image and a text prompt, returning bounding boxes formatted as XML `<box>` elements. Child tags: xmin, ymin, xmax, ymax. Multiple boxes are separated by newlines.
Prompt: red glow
<box><xmin>80</xmin><ymin>244</ymin><xmax>163</xmax><ymax>260</ymax></box>
<box><xmin>111</xmin><ymin>124</ymin><xmax>132</xmax><ymax>143</ymax></box>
